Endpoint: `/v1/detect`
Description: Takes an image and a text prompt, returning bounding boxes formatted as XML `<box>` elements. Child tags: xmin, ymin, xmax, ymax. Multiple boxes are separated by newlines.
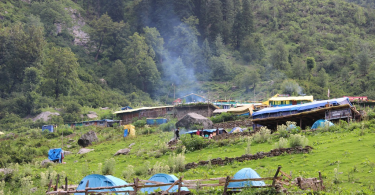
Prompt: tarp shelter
<box><xmin>123</xmin><ymin>125</ymin><xmax>135</xmax><ymax>137</ymax></box>
<box><xmin>75</xmin><ymin>174</ymin><xmax>133</xmax><ymax>195</ymax></box>
<box><xmin>311</xmin><ymin>119</ymin><xmax>334</xmax><ymax>130</ymax></box>
<box><xmin>146</xmin><ymin>118</ymin><xmax>167</xmax><ymax>125</ymax></box>
<box><xmin>48</xmin><ymin>148</ymin><xmax>63</xmax><ymax>163</ymax></box>
<box><xmin>121</xmin><ymin>106</ymin><xmax>133</xmax><ymax>110</ymax></box>
<box><xmin>185</xmin><ymin>129</ymin><xmax>227</xmax><ymax>135</ymax></box>
<box><xmin>229</xmin><ymin>127</ymin><xmax>243</xmax><ymax>134</ymax></box>
<box><xmin>228</xmin><ymin>168</ymin><xmax>265</xmax><ymax>190</ymax></box>
<box><xmin>140</xmin><ymin>174</ymin><xmax>189</xmax><ymax>194</ymax></box>
<box><xmin>227</xmin><ymin>105</ymin><xmax>254</xmax><ymax>116</ymax></box>
<box><xmin>42</xmin><ymin>125</ymin><xmax>54</xmax><ymax>132</ymax></box>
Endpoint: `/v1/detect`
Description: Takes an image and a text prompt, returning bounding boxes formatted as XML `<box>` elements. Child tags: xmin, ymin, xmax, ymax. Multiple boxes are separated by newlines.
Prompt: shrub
<box><xmin>159</xmin><ymin>121</ymin><xmax>175</xmax><ymax>132</ymax></box>
<box><xmin>135</xmin><ymin>161</ymin><xmax>150</xmax><ymax>176</ymax></box>
<box><xmin>102</xmin><ymin>158</ymin><xmax>115</xmax><ymax>175</ymax></box>
<box><xmin>168</xmin><ymin>149</ymin><xmax>186</xmax><ymax>173</ymax></box>
<box><xmin>274</xmin><ymin>137</ymin><xmax>288</xmax><ymax>149</ymax></box>
<box><xmin>180</xmin><ymin>135</ymin><xmax>210</xmax><ymax>152</ymax></box>
<box><xmin>133</xmin><ymin>119</ymin><xmax>146</xmax><ymax>128</ymax></box>
<box><xmin>122</xmin><ymin>165</ymin><xmax>134</xmax><ymax>180</ymax></box>
<box><xmin>150</xmin><ymin>161</ymin><xmax>170</xmax><ymax>175</ymax></box>
<box><xmin>253</xmin><ymin>127</ymin><xmax>271</xmax><ymax>143</ymax></box>
<box><xmin>277</xmin><ymin>124</ymin><xmax>289</xmax><ymax>138</ymax></box>
<box><xmin>245</xmin><ymin>137</ymin><xmax>252</xmax><ymax>155</ymax></box>
<box><xmin>210</xmin><ymin>112</ymin><xmax>237</xmax><ymax>123</ymax></box>
<box><xmin>289</xmin><ymin>134</ymin><xmax>308</xmax><ymax>148</ymax></box>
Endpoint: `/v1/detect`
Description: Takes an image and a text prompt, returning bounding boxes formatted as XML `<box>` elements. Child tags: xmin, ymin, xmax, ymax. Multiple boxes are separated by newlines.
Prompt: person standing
<box><xmin>175</xmin><ymin>128</ymin><xmax>180</xmax><ymax>140</ymax></box>
<box><xmin>216</xmin><ymin>127</ymin><xmax>219</xmax><ymax>136</ymax></box>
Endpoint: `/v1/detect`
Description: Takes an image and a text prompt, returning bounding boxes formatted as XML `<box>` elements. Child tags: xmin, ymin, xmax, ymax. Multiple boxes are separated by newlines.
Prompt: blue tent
<box><xmin>42</xmin><ymin>125</ymin><xmax>54</xmax><ymax>132</ymax></box>
<box><xmin>75</xmin><ymin>174</ymin><xmax>133</xmax><ymax>195</ymax></box>
<box><xmin>228</xmin><ymin>168</ymin><xmax>265</xmax><ymax>190</ymax></box>
<box><xmin>48</xmin><ymin>148</ymin><xmax>63</xmax><ymax>163</ymax></box>
<box><xmin>140</xmin><ymin>174</ymin><xmax>189</xmax><ymax>194</ymax></box>
<box><xmin>311</xmin><ymin>119</ymin><xmax>334</xmax><ymax>129</ymax></box>
<box><xmin>229</xmin><ymin>127</ymin><xmax>243</xmax><ymax>134</ymax></box>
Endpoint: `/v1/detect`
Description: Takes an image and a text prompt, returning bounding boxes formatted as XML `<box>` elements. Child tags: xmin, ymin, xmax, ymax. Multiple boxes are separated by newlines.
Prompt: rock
<box><xmin>74</xmin><ymin>160</ymin><xmax>78</xmax><ymax>163</ymax></box>
<box><xmin>68</xmin><ymin>139</ymin><xmax>74</xmax><ymax>143</ymax></box>
<box><xmin>66</xmin><ymin>145</ymin><xmax>72</xmax><ymax>149</ymax></box>
<box><xmin>6</xmin><ymin>133</ymin><xmax>15</xmax><ymax>137</ymax></box>
<box><xmin>100</xmin><ymin>107</ymin><xmax>109</xmax><ymax>110</ymax></box>
<box><xmin>86</xmin><ymin>111</ymin><xmax>98</xmax><ymax>119</ymax></box>
<box><xmin>78</xmin><ymin>131</ymin><xmax>98</xmax><ymax>147</ymax></box>
<box><xmin>30</xmin><ymin>187</ymin><xmax>37</xmax><ymax>193</ymax></box>
<box><xmin>77</xmin><ymin>148</ymin><xmax>94</xmax><ymax>154</ymax></box>
<box><xmin>114</xmin><ymin>148</ymin><xmax>130</xmax><ymax>156</ymax></box>
<box><xmin>64</xmin><ymin>151</ymin><xmax>72</xmax><ymax>155</ymax></box>
<box><xmin>176</xmin><ymin>113</ymin><xmax>213</xmax><ymax>129</ymax></box>
<box><xmin>41</xmin><ymin>159</ymin><xmax>53</xmax><ymax>167</ymax></box>
<box><xmin>128</xmin><ymin>143</ymin><xmax>135</xmax><ymax>148</ymax></box>
<box><xmin>32</xmin><ymin>111</ymin><xmax>60</xmax><ymax>122</ymax></box>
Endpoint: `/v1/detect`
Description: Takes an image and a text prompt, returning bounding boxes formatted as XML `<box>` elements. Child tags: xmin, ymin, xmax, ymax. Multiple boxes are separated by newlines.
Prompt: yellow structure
<box><xmin>227</xmin><ymin>104</ymin><xmax>254</xmax><ymax>116</ymax></box>
<box><xmin>123</xmin><ymin>124</ymin><xmax>136</xmax><ymax>137</ymax></box>
<box><xmin>262</xmin><ymin>94</ymin><xmax>313</xmax><ymax>106</ymax></box>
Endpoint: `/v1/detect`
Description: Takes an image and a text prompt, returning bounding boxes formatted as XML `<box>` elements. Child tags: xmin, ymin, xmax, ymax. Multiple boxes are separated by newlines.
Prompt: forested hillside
<box><xmin>1</xmin><ymin>0</ymin><xmax>375</xmax><ymax>127</ymax></box>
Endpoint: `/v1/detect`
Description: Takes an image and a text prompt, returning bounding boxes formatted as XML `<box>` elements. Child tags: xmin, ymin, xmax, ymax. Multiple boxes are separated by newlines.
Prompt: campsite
<box><xmin>3</xmin><ymin>0</ymin><xmax>375</xmax><ymax>194</ymax></box>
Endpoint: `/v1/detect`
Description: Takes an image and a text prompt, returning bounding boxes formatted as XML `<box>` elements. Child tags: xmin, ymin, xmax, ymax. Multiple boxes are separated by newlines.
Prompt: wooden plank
<box><xmin>139</xmin><ymin>180</ymin><xmax>166</xmax><ymax>185</ymax></box>
<box><xmin>229</xmin><ymin>176</ymin><xmax>280</xmax><ymax>182</ymax></box>
<box><xmin>84</xmin><ymin>183</ymin><xmax>135</xmax><ymax>190</ymax></box>
<box><xmin>183</xmin><ymin>177</ymin><xmax>228</xmax><ymax>183</ymax></box>
<box><xmin>227</xmin><ymin>185</ymin><xmax>274</xmax><ymax>189</ymax></box>
<box><xmin>182</xmin><ymin>183</ymin><xmax>224</xmax><ymax>188</ymax></box>
<box><xmin>319</xmin><ymin>171</ymin><xmax>324</xmax><ymax>190</ymax></box>
<box><xmin>47</xmin><ymin>179</ymin><xmax>53</xmax><ymax>192</ymax></box>
<box><xmin>84</xmin><ymin>180</ymin><xmax>89</xmax><ymax>195</ymax></box>
<box><xmin>272</xmin><ymin>166</ymin><xmax>281</xmax><ymax>187</ymax></box>
<box><xmin>160</xmin><ymin>177</ymin><xmax>182</xmax><ymax>195</ymax></box>
<box><xmin>65</xmin><ymin>177</ymin><xmax>68</xmax><ymax>191</ymax></box>
<box><xmin>280</xmin><ymin>170</ymin><xmax>292</xmax><ymax>180</ymax></box>
<box><xmin>178</xmin><ymin>177</ymin><xmax>182</xmax><ymax>195</ymax></box>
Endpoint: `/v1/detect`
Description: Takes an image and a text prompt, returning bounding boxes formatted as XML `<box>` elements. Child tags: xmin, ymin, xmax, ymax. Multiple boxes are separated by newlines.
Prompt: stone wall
<box><xmin>185</xmin><ymin>146</ymin><xmax>313</xmax><ymax>170</ymax></box>
<box><xmin>213</xmin><ymin>119</ymin><xmax>253</xmax><ymax>129</ymax></box>
<box><xmin>212</xmin><ymin>131</ymin><xmax>258</xmax><ymax>141</ymax></box>
<box><xmin>174</xmin><ymin>106</ymin><xmax>215</xmax><ymax>119</ymax></box>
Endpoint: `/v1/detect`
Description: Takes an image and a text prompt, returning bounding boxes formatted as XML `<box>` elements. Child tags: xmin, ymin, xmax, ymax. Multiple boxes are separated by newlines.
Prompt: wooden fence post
<box><xmin>65</xmin><ymin>177</ymin><xmax>68</xmax><ymax>191</ymax></box>
<box><xmin>178</xmin><ymin>177</ymin><xmax>182</xmax><ymax>195</ymax></box>
<box><xmin>319</xmin><ymin>171</ymin><xmax>324</xmax><ymax>190</ymax></box>
<box><xmin>85</xmin><ymin>180</ymin><xmax>89</xmax><ymax>195</ymax></box>
<box><xmin>47</xmin><ymin>179</ymin><xmax>53</xmax><ymax>192</ymax></box>
<box><xmin>222</xmin><ymin>176</ymin><xmax>230</xmax><ymax>195</ymax></box>
<box><xmin>55</xmin><ymin>174</ymin><xmax>60</xmax><ymax>191</ymax></box>
<box><xmin>133</xmin><ymin>178</ymin><xmax>139</xmax><ymax>193</ymax></box>
<box><xmin>272</xmin><ymin>166</ymin><xmax>281</xmax><ymax>188</ymax></box>
<box><xmin>297</xmin><ymin>177</ymin><xmax>302</xmax><ymax>189</ymax></box>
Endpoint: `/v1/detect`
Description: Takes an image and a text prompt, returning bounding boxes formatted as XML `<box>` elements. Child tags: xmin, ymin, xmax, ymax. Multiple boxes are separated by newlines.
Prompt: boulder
<box><xmin>114</xmin><ymin>148</ymin><xmax>130</xmax><ymax>156</ymax></box>
<box><xmin>78</xmin><ymin>131</ymin><xmax>98</xmax><ymax>147</ymax></box>
<box><xmin>41</xmin><ymin>159</ymin><xmax>53</xmax><ymax>167</ymax></box>
<box><xmin>64</xmin><ymin>151</ymin><xmax>72</xmax><ymax>155</ymax></box>
<box><xmin>77</xmin><ymin>148</ymin><xmax>94</xmax><ymax>154</ymax></box>
<box><xmin>32</xmin><ymin>111</ymin><xmax>60</xmax><ymax>122</ymax></box>
<box><xmin>175</xmin><ymin>113</ymin><xmax>213</xmax><ymax>129</ymax></box>
<box><xmin>128</xmin><ymin>143</ymin><xmax>135</xmax><ymax>148</ymax></box>
<box><xmin>100</xmin><ymin>107</ymin><xmax>109</xmax><ymax>110</ymax></box>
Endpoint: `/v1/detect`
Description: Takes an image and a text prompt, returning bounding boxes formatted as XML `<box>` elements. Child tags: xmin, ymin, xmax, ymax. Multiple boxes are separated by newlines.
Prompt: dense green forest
<box><xmin>1</xmin><ymin>0</ymin><xmax>375</xmax><ymax>127</ymax></box>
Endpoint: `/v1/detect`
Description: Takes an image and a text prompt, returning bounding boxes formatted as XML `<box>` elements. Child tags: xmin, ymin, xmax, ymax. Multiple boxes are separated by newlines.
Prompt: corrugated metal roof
<box><xmin>113</xmin><ymin>106</ymin><xmax>173</xmax><ymax>114</ymax></box>
<box><xmin>267</xmin><ymin>96</ymin><xmax>314</xmax><ymax>102</ymax></box>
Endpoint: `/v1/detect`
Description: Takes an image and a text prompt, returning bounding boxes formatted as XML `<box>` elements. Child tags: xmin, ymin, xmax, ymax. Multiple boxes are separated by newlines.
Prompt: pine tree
<box><xmin>222</xmin><ymin>0</ymin><xmax>235</xmax><ymax>44</ymax></box>
<box><xmin>241</xmin><ymin>0</ymin><xmax>254</xmax><ymax>39</ymax></box>
<box><xmin>207</xmin><ymin>0</ymin><xmax>223</xmax><ymax>42</ymax></box>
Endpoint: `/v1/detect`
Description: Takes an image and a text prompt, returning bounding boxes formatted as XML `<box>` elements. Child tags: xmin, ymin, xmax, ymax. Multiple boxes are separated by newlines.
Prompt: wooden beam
<box><xmin>272</xmin><ymin>166</ymin><xmax>281</xmax><ymax>187</ymax></box>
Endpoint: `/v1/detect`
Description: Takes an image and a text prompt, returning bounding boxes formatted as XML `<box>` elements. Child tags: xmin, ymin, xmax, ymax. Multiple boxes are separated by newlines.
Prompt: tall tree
<box><xmin>222</xmin><ymin>0</ymin><xmax>235</xmax><ymax>44</ymax></box>
<box><xmin>207</xmin><ymin>0</ymin><xmax>223</xmax><ymax>42</ymax></box>
<box><xmin>306</xmin><ymin>57</ymin><xmax>316</xmax><ymax>70</ymax></box>
<box><xmin>241</xmin><ymin>0</ymin><xmax>254</xmax><ymax>37</ymax></box>
<box><xmin>143</xmin><ymin>27</ymin><xmax>165</xmax><ymax>68</ymax></box>
<box><xmin>42</xmin><ymin>47</ymin><xmax>79</xmax><ymax>99</ymax></box>
<box><xmin>124</xmin><ymin>33</ymin><xmax>160</xmax><ymax>93</ymax></box>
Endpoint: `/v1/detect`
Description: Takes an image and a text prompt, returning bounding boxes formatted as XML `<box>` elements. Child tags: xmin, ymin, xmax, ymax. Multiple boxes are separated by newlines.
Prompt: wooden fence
<box><xmin>46</xmin><ymin>166</ymin><xmax>324</xmax><ymax>195</ymax></box>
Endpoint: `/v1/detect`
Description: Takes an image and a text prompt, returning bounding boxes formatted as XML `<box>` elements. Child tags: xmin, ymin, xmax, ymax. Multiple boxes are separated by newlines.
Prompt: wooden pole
<box><xmin>319</xmin><ymin>171</ymin><xmax>324</xmax><ymax>190</ymax></box>
<box><xmin>297</xmin><ymin>177</ymin><xmax>302</xmax><ymax>189</ymax></box>
<box><xmin>85</xmin><ymin>180</ymin><xmax>89</xmax><ymax>195</ymax></box>
<box><xmin>272</xmin><ymin>166</ymin><xmax>281</xmax><ymax>187</ymax></box>
<box><xmin>178</xmin><ymin>177</ymin><xmax>182</xmax><ymax>195</ymax></box>
<box><xmin>65</xmin><ymin>177</ymin><xmax>68</xmax><ymax>191</ymax></box>
<box><xmin>133</xmin><ymin>178</ymin><xmax>139</xmax><ymax>193</ymax></box>
<box><xmin>222</xmin><ymin>176</ymin><xmax>230</xmax><ymax>195</ymax></box>
<box><xmin>47</xmin><ymin>179</ymin><xmax>53</xmax><ymax>192</ymax></box>
<box><xmin>55</xmin><ymin>174</ymin><xmax>60</xmax><ymax>191</ymax></box>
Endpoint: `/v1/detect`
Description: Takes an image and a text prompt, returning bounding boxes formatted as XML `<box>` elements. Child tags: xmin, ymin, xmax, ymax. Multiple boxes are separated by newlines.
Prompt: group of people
<box><xmin>175</xmin><ymin>127</ymin><xmax>222</xmax><ymax>140</ymax></box>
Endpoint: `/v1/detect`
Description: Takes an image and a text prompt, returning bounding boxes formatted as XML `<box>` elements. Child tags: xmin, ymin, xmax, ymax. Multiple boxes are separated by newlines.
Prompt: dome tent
<box><xmin>311</xmin><ymin>119</ymin><xmax>334</xmax><ymax>130</ymax></box>
<box><xmin>75</xmin><ymin>174</ymin><xmax>133</xmax><ymax>195</ymax></box>
<box><xmin>140</xmin><ymin>173</ymin><xmax>190</xmax><ymax>194</ymax></box>
<box><xmin>227</xmin><ymin>168</ymin><xmax>265</xmax><ymax>190</ymax></box>
<box><xmin>229</xmin><ymin>127</ymin><xmax>243</xmax><ymax>134</ymax></box>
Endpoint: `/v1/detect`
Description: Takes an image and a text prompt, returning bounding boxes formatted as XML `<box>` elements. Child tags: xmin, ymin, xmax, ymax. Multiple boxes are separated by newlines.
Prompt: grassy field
<box><xmin>6</xmin><ymin>122</ymin><xmax>370</xmax><ymax>194</ymax></box>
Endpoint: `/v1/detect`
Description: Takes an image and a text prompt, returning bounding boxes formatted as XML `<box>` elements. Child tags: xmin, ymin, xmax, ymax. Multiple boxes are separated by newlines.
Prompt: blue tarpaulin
<box><xmin>185</xmin><ymin>129</ymin><xmax>226</xmax><ymax>134</ymax></box>
<box><xmin>228</xmin><ymin>168</ymin><xmax>265</xmax><ymax>190</ymax></box>
<box><xmin>311</xmin><ymin>119</ymin><xmax>334</xmax><ymax>129</ymax></box>
<box><xmin>75</xmin><ymin>174</ymin><xmax>133</xmax><ymax>195</ymax></box>
<box><xmin>253</xmin><ymin>98</ymin><xmax>352</xmax><ymax>118</ymax></box>
<box><xmin>123</xmin><ymin>129</ymin><xmax>128</xmax><ymax>137</ymax></box>
<box><xmin>42</xmin><ymin>125</ymin><xmax>54</xmax><ymax>132</ymax></box>
<box><xmin>48</xmin><ymin>148</ymin><xmax>63</xmax><ymax>163</ymax></box>
<box><xmin>146</xmin><ymin>118</ymin><xmax>167</xmax><ymax>125</ymax></box>
<box><xmin>140</xmin><ymin>174</ymin><xmax>189</xmax><ymax>194</ymax></box>
<box><xmin>229</xmin><ymin>127</ymin><xmax>243</xmax><ymax>133</ymax></box>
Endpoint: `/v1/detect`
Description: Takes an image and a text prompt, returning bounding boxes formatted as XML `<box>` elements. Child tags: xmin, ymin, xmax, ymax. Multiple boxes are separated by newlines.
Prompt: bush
<box><xmin>210</xmin><ymin>112</ymin><xmax>237</xmax><ymax>123</ymax></box>
<box><xmin>289</xmin><ymin>134</ymin><xmax>308</xmax><ymax>148</ymax></box>
<box><xmin>133</xmin><ymin>119</ymin><xmax>146</xmax><ymax>128</ymax></box>
<box><xmin>168</xmin><ymin>150</ymin><xmax>186</xmax><ymax>173</ymax></box>
<box><xmin>277</xmin><ymin>124</ymin><xmax>289</xmax><ymax>138</ymax></box>
<box><xmin>102</xmin><ymin>158</ymin><xmax>115</xmax><ymax>175</ymax></box>
<box><xmin>150</xmin><ymin>161</ymin><xmax>170</xmax><ymax>175</ymax></box>
<box><xmin>253</xmin><ymin>127</ymin><xmax>271</xmax><ymax>143</ymax></box>
<box><xmin>180</xmin><ymin>135</ymin><xmax>210</xmax><ymax>152</ymax></box>
<box><xmin>159</xmin><ymin>121</ymin><xmax>175</xmax><ymax>132</ymax></box>
<box><xmin>135</xmin><ymin>161</ymin><xmax>150</xmax><ymax>176</ymax></box>
<box><xmin>274</xmin><ymin>137</ymin><xmax>288</xmax><ymax>149</ymax></box>
<box><xmin>122</xmin><ymin>165</ymin><xmax>134</xmax><ymax>180</ymax></box>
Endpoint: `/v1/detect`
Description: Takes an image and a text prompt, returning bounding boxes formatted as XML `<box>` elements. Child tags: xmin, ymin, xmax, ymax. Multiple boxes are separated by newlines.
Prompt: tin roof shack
<box><xmin>68</xmin><ymin>119</ymin><xmax>122</xmax><ymax>128</ymax></box>
<box><xmin>173</xmin><ymin>103</ymin><xmax>218</xmax><ymax>119</ymax></box>
<box><xmin>262</xmin><ymin>94</ymin><xmax>313</xmax><ymax>107</ymax></box>
<box><xmin>114</xmin><ymin>106</ymin><xmax>173</xmax><ymax>124</ymax></box>
<box><xmin>252</xmin><ymin>97</ymin><xmax>361</xmax><ymax>130</ymax></box>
